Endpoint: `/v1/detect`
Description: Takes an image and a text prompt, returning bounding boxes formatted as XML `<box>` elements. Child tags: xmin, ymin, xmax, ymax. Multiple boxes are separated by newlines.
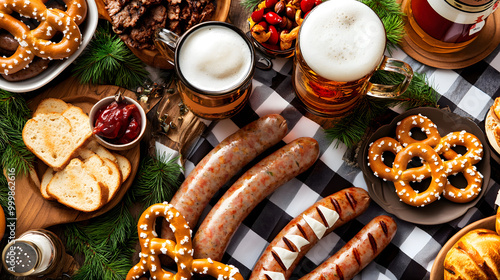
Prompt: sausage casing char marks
<box><xmin>192</xmin><ymin>137</ymin><xmax>320</xmax><ymax>261</ymax></box>
<box><xmin>161</xmin><ymin>114</ymin><xmax>288</xmax><ymax>240</ymax></box>
<box><xmin>299</xmin><ymin>215</ymin><xmax>397</xmax><ymax>280</ymax></box>
<box><xmin>249</xmin><ymin>187</ymin><xmax>371</xmax><ymax>280</ymax></box>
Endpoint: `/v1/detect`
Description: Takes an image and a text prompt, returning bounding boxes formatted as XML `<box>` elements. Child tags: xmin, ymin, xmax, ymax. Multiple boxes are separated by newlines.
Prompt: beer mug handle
<box><xmin>366</xmin><ymin>56</ymin><xmax>413</xmax><ymax>98</ymax></box>
<box><xmin>154</xmin><ymin>28</ymin><xmax>180</xmax><ymax>66</ymax></box>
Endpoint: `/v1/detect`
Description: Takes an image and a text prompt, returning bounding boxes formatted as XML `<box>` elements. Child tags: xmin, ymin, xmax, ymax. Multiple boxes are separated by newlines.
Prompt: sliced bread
<box><xmin>23</xmin><ymin>113</ymin><xmax>80</xmax><ymax>170</ymax></box>
<box><xmin>23</xmin><ymin>105</ymin><xmax>93</xmax><ymax>171</ymax></box>
<box><xmin>113</xmin><ymin>153</ymin><xmax>131</xmax><ymax>182</ymax></box>
<box><xmin>46</xmin><ymin>158</ymin><xmax>108</xmax><ymax>212</ymax></box>
<box><xmin>33</xmin><ymin>98</ymin><xmax>70</xmax><ymax>117</ymax></box>
<box><xmin>40</xmin><ymin>167</ymin><xmax>56</xmax><ymax>200</ymax></box>
<box><xmin>61</xmin><ymin>106</ymin><xmax>93</xmax><ymax>147</ymax></box>
<box><xmin>83</xmin><ymin>155</ymin><xmax>122</xmax><ymax>202</ymax></box>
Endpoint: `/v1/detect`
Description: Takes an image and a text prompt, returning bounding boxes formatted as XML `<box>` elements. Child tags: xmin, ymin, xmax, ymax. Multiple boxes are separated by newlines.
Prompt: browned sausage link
<box><xmin>249</xmin><ymin>187</ymin><xmax>371</xmax><ymax>280</ymax></box>
<box><xmin>1</xmin><ymin>57</ymin><xmax>50</xmax><ymax>82</ymax></box>
<box><xmin>193</xmin><ymin>137</ymin><xmax>320</xmax><ymax>261</ymax></box>
<box><xmin>299</xmin><ymin>215</ymin><xmax>397</xmax><ymax>280</ymax></box>
<box><xmin>0</xmin><ymin>32</ymin><xmax>19</xmax><ymax>53</ymax></box>
<box><xmin>161</xmin><ymin>114</ymin><xmax>288</xmax><ymax>240</ymax></box>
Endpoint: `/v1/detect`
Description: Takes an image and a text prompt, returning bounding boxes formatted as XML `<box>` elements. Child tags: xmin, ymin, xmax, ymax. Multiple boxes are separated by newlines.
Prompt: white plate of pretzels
<box><xmin>359</xmin><ymin>107</ymin><xmax>491</xmax><ymax>225</ymax></box>
<box><xmin>0</xmin><ymin>0</ymin><xmax>98</xmax><ymax>92</ymax></box>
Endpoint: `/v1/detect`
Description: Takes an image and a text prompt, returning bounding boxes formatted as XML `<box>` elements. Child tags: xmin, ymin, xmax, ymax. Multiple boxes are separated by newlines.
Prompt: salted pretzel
<box><xmin>369</xmin><ymin>139</ymin><xmax>447</xmax><ymax>207</ymax></box>
<box><xmin>0</xmin><ymin>0</ymin><xmax>85</xmax><ymax>75</ymax></box>
<box><xmin>368</xmin><ymin>114</ymin><xmax>484</xmax><ymax>206</ymax></box>
<box><xmin>127</xmin><ymin>202</ymin><xmax>244</xmax><ymax>280</ymax></box>
<box><xmin>395</xmin><ymin>114</ymin><xmax>441</xmax><ymax>147</ymax></box>
<box><xmin>435</xmin><ymin>131</ymin><xmax>484</xmax><ymax>203</ymax></box>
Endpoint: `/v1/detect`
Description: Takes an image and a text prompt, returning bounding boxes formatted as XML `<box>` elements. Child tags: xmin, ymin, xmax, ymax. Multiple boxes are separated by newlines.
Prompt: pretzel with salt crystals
<box><xmin>0</xmin><ymin>0</ymin><xmax>85</xmax><ymax>75</ymax></box>
<box><xmin>367</xmin><ymin>114</ymin><xmax>484</xmax><ymax>206</ymax></box>
<box><xmin>126</xmin><ymin>202</ymin><xmax>244</xmax><ymax>280</ymax></box>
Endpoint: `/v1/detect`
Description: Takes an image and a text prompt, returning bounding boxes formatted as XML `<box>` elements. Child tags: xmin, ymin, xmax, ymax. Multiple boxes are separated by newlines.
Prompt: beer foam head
<box><xmin>178</xmin><ymin>25</ymin><xmax>253</xmax><ymax>92</ymax></box>
<box><xmin>299</xmin><ymin>0</ymin><xmax>386</xmax><ymax>82</ymax></box>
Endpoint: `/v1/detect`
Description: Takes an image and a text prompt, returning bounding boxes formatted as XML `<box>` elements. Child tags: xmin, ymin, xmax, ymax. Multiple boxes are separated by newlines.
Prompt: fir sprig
<box><xmin>72</xmin><ymin>22</ymin><xmax>150</xmax><ymax>89</ymax></box>
<box><xmin>129</xmin><ymin>153</ymin><xmax>183</xmax><ymax>208</ymax></box>
<box><xmin>65</xmin><ymin>153</ymin><xmax>182</xmax><ymax>279</ymax></box>
<box><xmin>325</xmin><ymin>72</ymin><xmax>438</xmax><ymax>148</ymax></box>
<box><xmin>0</xmin><ymin>90</ymin><xmax>34</xmax><ymax>177</ymax></box>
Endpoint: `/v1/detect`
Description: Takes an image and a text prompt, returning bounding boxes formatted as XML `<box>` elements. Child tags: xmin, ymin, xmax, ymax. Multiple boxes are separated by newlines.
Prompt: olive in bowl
<box><xmin>89</xmin><ymin>96</ymin><xmax>146</xmax><ymax>151</ymax></box>
<box><xmin>248</xmin><ymin>0</ymin><xmax>322</xmax><ymax>57</ymax></box>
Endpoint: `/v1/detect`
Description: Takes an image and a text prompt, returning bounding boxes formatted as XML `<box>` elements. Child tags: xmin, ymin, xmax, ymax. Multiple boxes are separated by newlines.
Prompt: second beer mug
<box><xmin>155</xmin><ymin>22</ymin><xmax>255</xmax><ymax>120</ymax></box>
<box><xmin>292</xmin><ymin>0</ymin><xmax>413</xmax><ymax>118</ymax></box>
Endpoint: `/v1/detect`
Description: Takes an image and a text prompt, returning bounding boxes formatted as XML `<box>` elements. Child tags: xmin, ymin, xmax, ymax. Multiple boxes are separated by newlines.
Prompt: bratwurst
<box><xmin>193</xmin><ymin>137</ymin><xmax>320</xmax><ymax>260</ymax></box>
<box><xmin>161</xmin><ymin>114</ymin><xmax>288</xmax><ymax>240</ymax></box>
<box><xmin>299</xmin><ymin>215</ymin><xmax>397</xmax><ymax>280</ymax></box>
<box><xmin>249</xmin><ymin>187</ymin><xmax>371</xmax><ymax>280</ymax></box>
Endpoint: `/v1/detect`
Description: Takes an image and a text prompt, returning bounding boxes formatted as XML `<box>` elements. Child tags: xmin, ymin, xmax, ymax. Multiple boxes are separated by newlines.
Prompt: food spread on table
<box><xmin>1</xmin><ymin>0</ymin><xmax>500</xmax><ymax>278</ymax></box>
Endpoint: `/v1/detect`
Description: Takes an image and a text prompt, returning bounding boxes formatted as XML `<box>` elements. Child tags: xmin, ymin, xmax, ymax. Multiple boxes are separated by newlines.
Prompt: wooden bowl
<box><xmin>95</xmin><ymin>0</ymin><xmax>231</xmax><ymax>69</ymax></box>
<box><xmin>430</xmin><ymin>215</ymin><xmax>496</xmax><ymax>280</ymax></box>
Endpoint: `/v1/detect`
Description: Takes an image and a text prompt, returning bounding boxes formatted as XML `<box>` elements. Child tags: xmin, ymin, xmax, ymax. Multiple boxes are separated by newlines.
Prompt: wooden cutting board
<box><xmin>13</xmin><ymin>78</ymin><xmax>143</xmax><ymax>236</ymax></box>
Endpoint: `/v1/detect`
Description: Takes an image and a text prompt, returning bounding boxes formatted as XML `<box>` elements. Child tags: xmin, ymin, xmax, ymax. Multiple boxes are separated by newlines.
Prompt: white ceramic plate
<box><xmin>0</xmin><ymin>0</ymin><xmax>98</xmax><ymax>93</ymax></box>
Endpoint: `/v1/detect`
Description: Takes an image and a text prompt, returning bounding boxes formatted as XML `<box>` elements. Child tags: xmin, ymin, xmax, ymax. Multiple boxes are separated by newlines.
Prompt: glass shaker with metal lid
<box><xmin>2</xmin><ymin>229</ymin><xmax>64</xmax><ymax>276</ymax></box>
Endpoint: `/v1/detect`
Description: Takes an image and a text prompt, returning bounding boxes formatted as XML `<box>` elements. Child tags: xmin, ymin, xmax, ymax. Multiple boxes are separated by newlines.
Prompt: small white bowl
<box><xmin>0</xmin><ymin>0</ymin><xmax>98</xmax><ymax>93</ymax></box>
<box><xmin>89</xmin><ymin>96</ymin><xmax>147</xmax><ymax>151</ymax></box>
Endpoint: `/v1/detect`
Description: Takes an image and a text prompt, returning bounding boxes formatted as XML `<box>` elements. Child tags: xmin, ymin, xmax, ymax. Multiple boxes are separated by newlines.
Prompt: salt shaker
<box><xmin>1</xmin><ymin>229</ymin><xmax>64</xmax><ymax>276</ymax></box>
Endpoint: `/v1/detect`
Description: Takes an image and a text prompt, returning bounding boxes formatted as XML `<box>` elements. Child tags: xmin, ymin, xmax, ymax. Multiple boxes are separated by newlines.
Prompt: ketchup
<box><xmin>93</xmin><ymin>101</ymin><xmax>142</xmax><ymax>144</ymax></box>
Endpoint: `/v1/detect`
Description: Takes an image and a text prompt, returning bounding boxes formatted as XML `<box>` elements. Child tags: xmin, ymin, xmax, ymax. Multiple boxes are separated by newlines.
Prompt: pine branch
<box><xmin>325</xmin><ymin>73</ymin><xmax>438</xmax><ymax>148</ymax></box>
<box><xmin>0</xmin><ymin>90</ymin><xmax>34</xmax><ymax>176</ymax></box>
<box><xmin>72</xmin><ymin>22</ymin><xmax>150</xmax><ymax>89</ymax></box>
<box><xmin>130</xmin><ymin>153</ymin><xmax>183</xmax><ymax>208</ymax></box>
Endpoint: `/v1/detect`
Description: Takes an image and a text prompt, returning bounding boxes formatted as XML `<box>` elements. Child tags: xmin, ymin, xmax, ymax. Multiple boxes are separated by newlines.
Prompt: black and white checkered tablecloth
<box><xmin>157</xmin><ymin>44</ymin><xmax>500</xmax><ymax>280</ymax></box>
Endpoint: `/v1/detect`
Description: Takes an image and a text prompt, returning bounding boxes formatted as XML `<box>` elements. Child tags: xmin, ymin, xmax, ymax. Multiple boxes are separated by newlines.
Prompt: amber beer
<box><xmin>293</xmin><ymin>0</ymin><xmax>413</xmax><ymax>118</ymax></box>
<box><xmin>405</xmin><ymin>0</ymin><xmax>499</xmax><ymax>51</ymax></box>
<box><xmin>155</xmin><ymin>22</ymin><xmax>255</xmax><ymax>120</ymax></box>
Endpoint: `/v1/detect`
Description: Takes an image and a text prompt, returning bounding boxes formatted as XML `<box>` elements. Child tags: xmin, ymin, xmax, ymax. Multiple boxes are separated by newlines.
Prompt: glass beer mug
<box><xmin>155</xmin><ymin>22</ymin><xmax>256</xmax><ymax>120</ymax></box>
<box><xmin>292</xmin><ymin>0</ymin><xmax>413</xmax><ymax>118</ymax></box>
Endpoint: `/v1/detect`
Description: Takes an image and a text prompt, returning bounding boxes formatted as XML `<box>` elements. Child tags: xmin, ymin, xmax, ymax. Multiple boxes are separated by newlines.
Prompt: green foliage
<box><xmin>325</xmin><ymin>72</ymin><xmax>438</xmax><ymax>148</ymax></box>
<box><xmin>65</xmin><ymin>153</ymin><xmax>182</xmax><ymax>279</ymax></box>
<box><xmin>72</xmin><ymin>22</ymin><xmax>150</xmax><ymax>89</ymax></box>
<box><xmin>130</xmin><ymin>153</ymin><xmax>183</xmax><ymax>208</ymax></box>
<box><xmin>0</xmin><ymin>90</ymin><xmax>34</xmax><ymax>177</ymax></box>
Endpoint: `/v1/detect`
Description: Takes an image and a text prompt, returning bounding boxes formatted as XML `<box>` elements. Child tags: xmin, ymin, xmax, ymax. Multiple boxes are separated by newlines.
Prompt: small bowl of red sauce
<box><xmin>89</xmin><ymin>96</ymin><xmax>147</xmax><ymax>151</ymax></box>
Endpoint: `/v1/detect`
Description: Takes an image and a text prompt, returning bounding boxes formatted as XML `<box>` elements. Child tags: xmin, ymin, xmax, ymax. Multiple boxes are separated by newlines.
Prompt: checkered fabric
<box><xmin>163</xmin><ymin>45</ymin><xmax>500</xmax><ymax>280</ymax></box>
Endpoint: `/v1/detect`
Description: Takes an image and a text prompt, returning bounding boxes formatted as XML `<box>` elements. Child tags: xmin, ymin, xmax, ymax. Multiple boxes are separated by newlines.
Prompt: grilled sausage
<box><xmin>249</xmin><ymin>187</ymin><xmax>371</xmax><ymax>280</ymax></box>
<box><xmin>299</xmin><ymin>215</ymin><xmax>397</xmax><ymax>280</ymax></box>
<box><xmin>161</xmin><ymin>114</ymin><xmax>288</xmax><ymax>240</ymax></box>
<box><xmin>192</xmin><ymin>137</ymin><xmax>320</xmax><ymax>260</ymax></box>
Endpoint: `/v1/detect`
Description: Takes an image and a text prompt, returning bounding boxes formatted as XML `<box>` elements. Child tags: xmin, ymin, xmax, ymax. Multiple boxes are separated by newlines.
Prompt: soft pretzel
<box><xmin>0</xmin><ymin>0</ymin><xmax>85</xmax><ymax>75</ymax></box>
<box><xmin>435</xmin><ymin>131</ymin><xmax>484</xmax><ymax>203</ymax></box>
<box><xmin>395</xmin><ymin>114</ymin><xmax>441</xmax><ymax>147</ymax></box>
<box><xmin>367</xmin><ymin>114</ymin><xmax>484</xmax><ymax>207</ymax></box>
<box><xmin>393</xmin><ymin>143</ymin><xmax>447</xmax><ymax>207</ymax></box>
<box><xmin>126</xmin><ymin>202</ymin><xmax>244</xmax><ymax>280</ymax></box>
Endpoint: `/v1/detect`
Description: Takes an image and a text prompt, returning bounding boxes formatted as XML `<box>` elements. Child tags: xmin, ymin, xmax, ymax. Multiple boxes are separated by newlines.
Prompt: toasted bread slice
<box><xmin>40</xmin><ymin>167</ymin><xmax>56</xmax><ymax>200</ymax></box>
<box><xmin>33</xmin><ymin>98</ymin><xmax>70</xmax><ymax>117</ymax></box>
<box><xmin>47</xmin><ymin>158</ymin><xmax>108</xmax><ymax>212</ymax></box>
<box><xmin>83</xmin><ymin>155</ymin><xmax>122</xmax><ymax>202</ymax></box>
<box><xmin>23</xmin><ymin>113</ymin><xmax>82</xmax><ymax>170</ymax></box>
<box><xmin>61</xmin><ymin>106</ymin><xmax>93</xmax><ymax>147</ymax></box>
<box><xmin>113</xmin><ymin>153</ymin><xmax>131</xmax><ymax>182</ymax></box>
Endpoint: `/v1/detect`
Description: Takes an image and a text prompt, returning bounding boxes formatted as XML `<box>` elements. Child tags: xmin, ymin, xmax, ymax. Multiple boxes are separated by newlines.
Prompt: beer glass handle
<box><xmin>366</xmin><ymin>56</ymin><xmax>414</xmax><ymax>98</ymax></box>
<box><xmin>154</xmin><ymin>28</ymin><xmax>180</xmax><ymax>66</ymax></box>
